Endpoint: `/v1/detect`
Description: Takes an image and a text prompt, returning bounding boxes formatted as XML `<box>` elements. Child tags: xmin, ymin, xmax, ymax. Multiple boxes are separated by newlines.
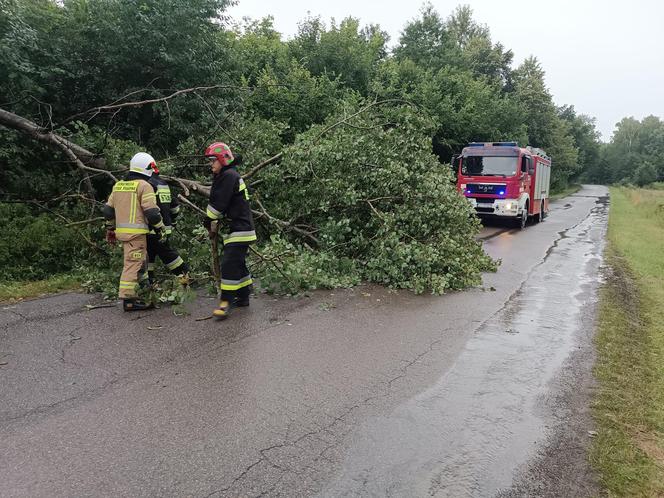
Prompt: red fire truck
<box><xmin>456</xmin><ymin>142</ymin><xmax>552</xmax><ymax>229</ymax></box>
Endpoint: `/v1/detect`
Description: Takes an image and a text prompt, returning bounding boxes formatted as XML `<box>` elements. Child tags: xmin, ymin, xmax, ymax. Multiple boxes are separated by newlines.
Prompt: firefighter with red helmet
<box><xmin>102</xmin><ymin>152</ymin><xmax>167</xmax><ymax>311</ymax></box>
<box><xmin>204</xmin><ymin>142</ymin><xmax>256</xmax><ymax>319</ymax></box>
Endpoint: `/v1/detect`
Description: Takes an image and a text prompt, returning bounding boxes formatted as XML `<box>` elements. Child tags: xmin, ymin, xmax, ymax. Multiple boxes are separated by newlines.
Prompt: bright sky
<box><xmin>228</xmin><ymin>0</ymin><xmax>664</xmax><ymax>142</ymax></box>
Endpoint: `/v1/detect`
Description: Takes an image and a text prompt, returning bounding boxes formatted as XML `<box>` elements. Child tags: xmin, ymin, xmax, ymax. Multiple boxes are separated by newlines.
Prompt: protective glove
<box><xmin>203</xmin><ymin>217</ymin><xmax>212</xmax><ymax>231</ymax></box>
<box><xmin>105</xmin><ymin>229</ymin><xmax>117</xmax><ymax>244</ymax></box>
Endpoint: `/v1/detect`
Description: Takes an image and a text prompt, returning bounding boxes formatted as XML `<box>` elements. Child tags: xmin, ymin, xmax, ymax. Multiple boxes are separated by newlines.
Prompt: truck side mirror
<box><xmin>528</xmin><ymin>167</ymin><xmax>535</xmax><ymax>175</ymax></box>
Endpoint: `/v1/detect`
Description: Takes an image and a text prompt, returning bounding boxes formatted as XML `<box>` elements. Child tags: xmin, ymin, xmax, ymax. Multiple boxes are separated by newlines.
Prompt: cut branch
<box><xmin>177</xmin><ymin>194</ymin><xmax>206</xmax><ymax>216</ymax></box>
<box><xmin>53</xmin><ymin>135</ymin><xmax>118</xmax><ymax>183</ymax></box>
<box><xmin>58</xmin><ymin>84</ymin><xmax>285</xmax><ymax>126</ymax></box>
<box><xmin>66</xmin><ymin>217</ymin><xmax>105</xmax><ymax>227</ymax></box>
<box><xmin>0</xmin><ymin>107</ymin><xmax>106</xmax><ymax>168</ymax></box>
<box><xmin>243</xmin><ymin>153</ymin><xmax>283</xmax><ymax>180</ymax></box>
<box><xmin>312</xmin><ymin>99</ymin><xmax>416</xmax><ymax>144</ymax></box>
<box><xmin>253</xmin><ymin>197</ymin><xmax>319</xmax><ymax>246</ymax></box>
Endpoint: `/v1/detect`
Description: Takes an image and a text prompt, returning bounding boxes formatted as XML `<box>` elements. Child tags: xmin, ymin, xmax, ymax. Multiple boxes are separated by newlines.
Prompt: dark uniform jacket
<box><xmin>206</xmin><ymin>164</ymin><xmax>256</xmax><ymax>245</ymax></box>
<box><xmin>148</xmin><ymin>174</ymin><xmax>180</xmax><ymax>234</ymax></box>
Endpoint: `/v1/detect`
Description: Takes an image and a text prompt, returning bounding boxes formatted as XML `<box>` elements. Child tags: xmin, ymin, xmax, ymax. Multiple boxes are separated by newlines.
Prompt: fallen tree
<box><xmin>0</xmin><ymin>97</ymin><xmax>496</xmax><ymax>295</ymax></box>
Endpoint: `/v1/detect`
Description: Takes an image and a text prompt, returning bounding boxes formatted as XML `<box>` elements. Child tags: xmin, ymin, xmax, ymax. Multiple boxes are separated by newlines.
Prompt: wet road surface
<box><xmin>0</xmin><ymin>185</ymin><xmax>608</xmax><ymax>497</ymax></box>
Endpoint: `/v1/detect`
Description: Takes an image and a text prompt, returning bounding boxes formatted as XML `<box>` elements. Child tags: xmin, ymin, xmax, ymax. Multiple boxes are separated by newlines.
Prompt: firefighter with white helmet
<box><xmin>102</xmin><ymin>152</ymin><xmax>166</xmax><ymax>311</ymax></box>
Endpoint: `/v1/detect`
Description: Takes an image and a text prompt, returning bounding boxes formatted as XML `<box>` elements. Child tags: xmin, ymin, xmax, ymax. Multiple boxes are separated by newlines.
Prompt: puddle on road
<box><xmin>321</xmin><ymin>197</ymin><xmax>608</xmax><ymax>498</ymax></box>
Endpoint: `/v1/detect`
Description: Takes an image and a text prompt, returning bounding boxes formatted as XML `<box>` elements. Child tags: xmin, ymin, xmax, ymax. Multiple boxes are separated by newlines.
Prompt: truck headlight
<box><xmin>504</xmin><ymin>202</ymin><xmax>512</xmax><ymax>210</ymax></box>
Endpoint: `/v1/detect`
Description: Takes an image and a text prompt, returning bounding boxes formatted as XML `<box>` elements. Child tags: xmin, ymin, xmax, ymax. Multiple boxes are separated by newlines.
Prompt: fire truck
<box><xmin>456</xmin><ymin>142</ymin><xmax>552</xmax><ymax>229</ymax></box>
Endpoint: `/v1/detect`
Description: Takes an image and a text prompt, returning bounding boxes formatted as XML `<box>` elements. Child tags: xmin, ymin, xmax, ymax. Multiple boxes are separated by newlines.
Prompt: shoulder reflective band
<box><xmin>113</xmin><ymin>181</ymin><xmax>139</xmax><ymax>192</ymax></box>
<box><xmin>222</xmin><ymin>230</ymin><xmax>257</xmax><ymax>245</ymax></box>
<box><xmin>142</xmin><ymin>192</ymin><xmax>156</xmax><ymax>202</ymax></box>
<box><xmin>238</xmin><ymin>178</ymin><xmax>249</xmax><ymax>200</ymax></box>
<box><xmin>206</xmin><ymin>204</ymin><xmax>222</xmax><ymax>220</ymax></box>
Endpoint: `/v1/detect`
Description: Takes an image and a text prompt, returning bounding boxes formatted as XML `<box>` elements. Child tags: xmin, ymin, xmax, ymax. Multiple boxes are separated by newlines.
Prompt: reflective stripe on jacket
<box><xmin>105</xmin><ymin>176</ymin><xmax>162</xmax><ymax>240</ymax></box>
<box><xmin>207</xmin><ymin>164</ymin><xmax>256</xmax><ymax>244</ymax></box>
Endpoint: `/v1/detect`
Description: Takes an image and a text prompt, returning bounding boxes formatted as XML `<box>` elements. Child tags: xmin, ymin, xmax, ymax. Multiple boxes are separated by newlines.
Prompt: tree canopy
<box><xmin>0</xmin><ymin>0</ymin><xmax>618</xmax><ymax>295</ymax></box>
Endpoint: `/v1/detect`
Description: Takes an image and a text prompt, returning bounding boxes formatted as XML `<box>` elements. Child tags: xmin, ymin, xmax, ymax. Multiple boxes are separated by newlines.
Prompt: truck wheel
<box><xmin>519</xmin><ymin>213</ymin><xmax>527</xmax><ymax>229</ymax></box>
<box><xmin>516</xmin><ymin>202</ymin><xmax>528</xmax><ymax>229</ymax></box>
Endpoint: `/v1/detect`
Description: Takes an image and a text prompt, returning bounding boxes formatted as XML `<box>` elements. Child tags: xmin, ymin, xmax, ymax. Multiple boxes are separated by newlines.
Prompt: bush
<box><xmin>633</xmin><ymin>162</ymin><xmax>658</xmax><ymax>187</ymax></box>
<box><xmin>0</xmin><ymin>203</ymin><xmax>105</xmax><ymax>280</ymax></box>
<box><xmin>252</xmin><ymin>99</ymin><xmax>497</xmax><ymax>294</ymax></box>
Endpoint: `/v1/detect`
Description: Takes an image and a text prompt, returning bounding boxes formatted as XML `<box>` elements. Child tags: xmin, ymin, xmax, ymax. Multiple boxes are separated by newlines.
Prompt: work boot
<box><xmin>123</xmin><ymin>299</ymin><xmax>154</xmax><ymax>312</ymax></box>
<box><xmin>212</xmin><ymin>300</ymin><xmax>235</xmax><ymax>319</ymax></box>
<box><xmin>177</xmin><ymin>272</ymin><xmax>192</xmax><ymax>287</ymax></box>
<box><xmin>234</xmin><ymin>296</ymin><xmax>250</xmax><ymax>307</ymax></box>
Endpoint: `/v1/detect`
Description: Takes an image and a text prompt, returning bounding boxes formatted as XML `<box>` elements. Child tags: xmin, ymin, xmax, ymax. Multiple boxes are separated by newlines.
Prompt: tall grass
<box><xmin>591</xmin><ymin>187</ymin><xmax>664</xmax><ymax>495</ymax></box>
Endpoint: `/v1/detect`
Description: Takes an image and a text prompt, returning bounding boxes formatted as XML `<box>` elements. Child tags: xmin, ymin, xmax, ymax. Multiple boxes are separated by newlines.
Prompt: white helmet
<box><xmin>129</xmin><ymin>152</ymin><xmax>156</xmax><ymax>177</ymax></box>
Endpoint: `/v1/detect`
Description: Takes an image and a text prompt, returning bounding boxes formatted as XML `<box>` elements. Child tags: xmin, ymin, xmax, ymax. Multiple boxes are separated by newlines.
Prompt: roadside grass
<box><xmin>0</xmin><ymin>274</ymin><xmax>82</xmax><ymax>303</ymax></box>
<box><xmin>550</xmin><ymin>183</ymin><xmax>582</xmax><ymax>200</ymax></box>
<box><xmin>591</xmin><ymin>187</ymin><xmax>664</xmax><ymax>495</ymax></box>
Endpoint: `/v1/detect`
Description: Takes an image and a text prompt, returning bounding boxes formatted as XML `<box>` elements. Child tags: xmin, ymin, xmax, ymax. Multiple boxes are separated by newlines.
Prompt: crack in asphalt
<box><xmin>58</xmin><ymin>325</ymin><xmax>86</xmax><ymax>364</ymax></box>
<box><xmin>206</xmin><ymin>401</ymin><xmax>358</xmax><ymax>497</ymax></box>
<box><xmin>198</xmin><ymin>199</ymin><xmax>610</xmax><ymax>496</ymax></box>
<box><xmin>205</xmin><ymin>327</ymin><xmax>456</xmax><ymax>496</ymax></box>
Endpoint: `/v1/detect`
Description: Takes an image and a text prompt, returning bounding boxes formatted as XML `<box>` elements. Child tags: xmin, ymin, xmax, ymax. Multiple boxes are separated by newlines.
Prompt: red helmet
<box><xmin>204</xmin><ymin>142</ymin><xmax>234</xmax><ymax>167</ymax></box>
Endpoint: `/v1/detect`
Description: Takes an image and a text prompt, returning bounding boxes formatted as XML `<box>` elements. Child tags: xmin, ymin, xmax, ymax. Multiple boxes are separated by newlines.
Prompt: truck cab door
<box><xmin>521</xmin><ymin>155</ymin><xmax>533</xmax><ymax>200</ymax></box>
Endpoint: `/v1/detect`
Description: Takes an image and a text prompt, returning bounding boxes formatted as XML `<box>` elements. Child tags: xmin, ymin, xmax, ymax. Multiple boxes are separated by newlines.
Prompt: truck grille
<box><xmin>466</xmin><ymin>183</ymin><xmax>506</xmax><ymax>195</ymax></box>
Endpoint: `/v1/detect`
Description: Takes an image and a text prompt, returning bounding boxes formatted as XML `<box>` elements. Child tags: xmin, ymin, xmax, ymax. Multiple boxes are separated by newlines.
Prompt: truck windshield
<box><xmin>461</xmin><ymin>156</ymin><xmax>517</xmax><ymax>177</ymax></box>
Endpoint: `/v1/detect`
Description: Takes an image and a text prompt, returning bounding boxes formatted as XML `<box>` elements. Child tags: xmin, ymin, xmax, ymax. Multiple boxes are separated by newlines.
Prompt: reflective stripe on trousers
<box><xmin>223</xmin><ymin>230</ymin><xmax>257</xmax><ymax>245</ymax></box>
<box><xmin>220</xmin><ymin>275</ymin><xmax>253</xmax><ymax>291</ymax></box>
<box><xmin>166</xmin><ymin>256</ymin><xmax>184</xmax><ymax>271</ymax></box>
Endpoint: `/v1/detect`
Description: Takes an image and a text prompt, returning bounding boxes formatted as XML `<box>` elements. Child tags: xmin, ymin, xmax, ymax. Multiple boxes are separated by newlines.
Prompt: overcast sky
<box><xmin>227</xmin><ymin>0</ymin><xmax>664</xmax><ymax>142</ymax></box>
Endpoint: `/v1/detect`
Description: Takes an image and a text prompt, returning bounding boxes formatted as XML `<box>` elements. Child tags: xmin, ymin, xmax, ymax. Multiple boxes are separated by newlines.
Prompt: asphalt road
<box><xmin>0</xmin><ymin>185</ymin><xmax>609</xmax><ymax>497</ymax></box>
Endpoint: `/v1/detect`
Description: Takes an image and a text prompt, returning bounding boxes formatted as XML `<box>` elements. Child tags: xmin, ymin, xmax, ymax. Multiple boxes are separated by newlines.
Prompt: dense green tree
<box><xmin>394</xmin><ymin>3</ymin><xmax>461</xmax><ymax>70</ymax></box>
<box><xmin>446</xmin><ymin>5</ymin><xmax>513</xmax><ymax>87</ymax></box>
<box><xmin>2</xmin><ymin>0</ymin><xmax>640</xmax><ymax>293</ymax></box>
<box><xmin>231</xmin><ymin>16</ymin><xmax>288</xmax><ymax>85</ymax></box>
<box><xmin>559</xmin><ymin>105</ymin><xmax>602</xmax><ymax>183</ymax></box>
<box><xmin>600</xmin><ymin>116</ymin><xmax>664</xmax><ymax>184</ymax></box>
<box><xmin>288</xmin><ymin>16</ymin><xmax>388</xmax><ymax>94</ymax></box>
<box><xmin>512</xmin><ymin>57</ymin><xmax>579</xmax><ymax>188</ymax></box>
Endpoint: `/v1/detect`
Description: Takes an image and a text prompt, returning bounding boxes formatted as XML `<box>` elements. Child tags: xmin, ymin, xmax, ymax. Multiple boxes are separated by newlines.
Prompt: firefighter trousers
<box><xmin>146</xmin><ymin>235</ymin><xmax>188</xmax><ymax>281</ymax></box>
<box><xmin>118</xmin><ymin>235</ymin><xmax>148</xmax><ymax>299</ymax></box>
<box><xmin>220</xmin><ymin>243</ymin><xmax>252</xmax><ymax>302</ymax></box>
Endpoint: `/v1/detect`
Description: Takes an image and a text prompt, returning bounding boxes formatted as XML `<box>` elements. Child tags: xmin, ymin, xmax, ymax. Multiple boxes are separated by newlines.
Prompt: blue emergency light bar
<box><xmin>467</xmin><ymin>142</ymin><xmax>518</xmax><ymax>147</ymax></box>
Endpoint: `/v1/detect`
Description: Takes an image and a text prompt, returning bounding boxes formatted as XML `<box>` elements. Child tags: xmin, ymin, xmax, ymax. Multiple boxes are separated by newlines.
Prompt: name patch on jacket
<box><xmin>113</xmin><ymin>181</ymin><xmax>139</xmax><ymax>192</ymax></box>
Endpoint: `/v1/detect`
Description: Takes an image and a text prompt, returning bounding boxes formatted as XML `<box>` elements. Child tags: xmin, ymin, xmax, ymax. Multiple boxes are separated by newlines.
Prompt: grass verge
<box><xmin>550</xmin><ymin>183</ymin><xmax>583</xmax><ymax>201</ymax></box>
<box><xmin>591</xmin><ymin>187</ymin><xmax>664</xmax><ymax>495</ymax></box>
<box><xmin>0</xmin><ymin>274</ymin><xmax>82</xmax><ymax>303</ymax></box>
